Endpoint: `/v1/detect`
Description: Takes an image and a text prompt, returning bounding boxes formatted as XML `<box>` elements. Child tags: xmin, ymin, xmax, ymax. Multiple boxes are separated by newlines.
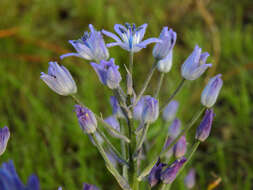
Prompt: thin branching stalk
<box><xmin>155</xmin><ymin>73</ymin><xmax>165</xmax><ymax>99</ymax></box>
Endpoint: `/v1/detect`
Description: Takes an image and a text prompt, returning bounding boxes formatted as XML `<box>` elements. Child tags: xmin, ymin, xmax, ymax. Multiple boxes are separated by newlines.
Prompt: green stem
<box><xmin>91</xmin><ymin>133</ymin><xmax>131</xmax><ymax>190</ymax></box>
<box><xmin>129</xmin><ymin>51</ymin><xmax>134</xmax><ymax>76</ymax></box>
<box><xmin>120</xmin><ymin>119</ymin><xmax>128</xmax><ymax>179</ymax></box>
<box><xmin>137</xmin><ymin>107</ymin><xmax>205</xmax><ymax>181</ymax></box>
<box><xmin>135</xmin><ymin>61</ymin><xmax>157</xmax><ymax>105</ymax></box>
<box><xmin>155</xmin><ymin>73</ymin><xmax>165</xmax><ymax>99</ymax></box>
<box><xmin>160</xmin><ymin>78</ymin><xmax>185</xmax><ymax>113</ymax></box>
<box><xmin>135</xmin><ymin>123</ymin><xmax>150</xmax><ymax>152</ymax></box>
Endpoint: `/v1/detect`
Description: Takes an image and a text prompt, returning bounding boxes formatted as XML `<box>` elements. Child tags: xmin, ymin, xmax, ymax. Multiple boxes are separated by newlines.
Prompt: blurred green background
<box><xmin>0</xmin><ymin>0</ymin><xmax>252</xmax><ymax>189</ymax></box>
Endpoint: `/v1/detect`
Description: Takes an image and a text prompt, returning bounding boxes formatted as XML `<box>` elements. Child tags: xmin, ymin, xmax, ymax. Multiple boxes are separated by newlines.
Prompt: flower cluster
<box><xmin>34</xmin><ymin>22</ymin><xmax>223</xmax><ymax>189</ymax></box>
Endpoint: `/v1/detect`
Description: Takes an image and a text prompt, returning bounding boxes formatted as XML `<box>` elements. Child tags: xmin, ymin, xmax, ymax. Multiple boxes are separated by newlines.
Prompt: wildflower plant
<box><xmin>39</xmin><ymin>22</ymin><xmax>223</xmax><ymax>189</ymax></box>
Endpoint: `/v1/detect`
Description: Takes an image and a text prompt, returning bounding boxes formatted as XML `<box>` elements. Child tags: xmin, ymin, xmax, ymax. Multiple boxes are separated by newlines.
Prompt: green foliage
<box><xmin>0</xmin><ymin>0</ymin><xmax>252</xmax><ymax>189</ymax></box>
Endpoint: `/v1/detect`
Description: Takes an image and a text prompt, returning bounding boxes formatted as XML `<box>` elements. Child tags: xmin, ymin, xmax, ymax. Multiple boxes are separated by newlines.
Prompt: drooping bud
<box><xmin>83</xmin><ymin>183</ymin><xmax>99</xmax><ymax>190</ymax></box>
<box><xmin>181</xmin><ymin>45</ymin><xmax>212</xmax><ymax>80</ymax></box>
<box><xmin>0</xmin><ymin>126</ymin><xmax>10</xmax><ymax>156</ymax></box>
<box><xmin>201</xmin><ymin>74</ymin><xmax>223</xmax><ymax>108</ymax></box>
<box><xmin>162</xmin><ymin>100</ymin><xmax>179</xmax><ymax>122</ymax></box>
<box><xmin>168</xmin><ymin>119</ymin><xmax>181</xmax><ymax>138</ymax></box>
<box><xmin>153</xmin><ymin>27</ymin><xmax>177</xmax><ymax>60</ymax></box>
<box><xmin>160</xmin><ymin>158</ymin><xmax>187</xmax><ymax>184</ymax></box>
<box><xmin>173</xmin><ymin>135</ymin><xmax>187</xmax><ymax>158</ymax></box>
<box><xmin>148</xmin><ymin>158</ymin><xmax>166</xmax><ymax>188</ymax></box>
<box><xmin>195</xmin><ymin>109</ymin><xmax>215</xmax><ymax>141</ymax></box>
<box><xmin>141</xmin><ymin>96</ymin><xmax>159</xmax><ymax>123</ymax></box>
<box><xmin>90</xmin><ymin>59</ymin><xmax>122</xmax><ymax>89</ymax></box>
<box><xmin>40</xmin><ymin>62</ymin><xmax>77</xmax><ymax>96</ymax></box>
<box><xmin>184</xmin><ymin>168</ymin><xmax>196</xmax><ymax>189</ymax></box>
<box><xmin>75</xmin><ymin>105</ymin><xmax>97</xmax><ymax>134</ymax></box>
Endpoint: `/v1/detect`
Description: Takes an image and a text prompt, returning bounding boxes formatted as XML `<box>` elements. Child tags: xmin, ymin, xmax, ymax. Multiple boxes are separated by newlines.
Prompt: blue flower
<box><xmin>153</xmin><ymin>27</ymin><xmax>177</xmax><ymax>60</ymax></box>
<box><xmin>60</xmin><ymin>24</ymin><xmax>109</xmax><ymax>62</ymax></box>
<box><xmin>181</xmin><ymin>45</ymin><xmax>212</xmax><ymax>80</ymax></box>
<box><xmin>195</xmin><ymin>109</ymin><xmax>215</xmax><ymax>141</ymax></box>
<box><xmin>168</xmin><ymin>119</ymin><xmax>181</xmax><ymax>138</ymax></box>
<box><xmin>110</xmin><ymin>96</ymin><xmax>124</xmax><ymax>118</ymax></box>
<box><xmin>105</xmin><ymin>116</ymin><xmax>120</xmax><ymax>132</ymax></box>
<box><xmin>173</xmin><ymin>135</ymin><xmax>187</xmax><ymax>158</ymax></box>
<box><xmin>160</xmin><ymin>158</ymin><xmax>187</xmax><ymax>184</ymax></box>
<box><xmin>148</xmin><ymin>158</ymin><xmax>166</xmax><ymax>188</ymax></box>
<box><xmin>83</xmin><ymin>183</ymin><xmax>99</xmax><ymax>190</ymax></box>
<box><xmin>0</xmin><ymin>160</ymin><xmax>40</xmax><ymax>190</ymax></box>
<box><xmin>201</xmin><ymin>74</ymin><xmax>223</xmax><ymax>108</ymax></box>
<box><xmin>0</xmin><ymin>126</ymin><xmax>10</xmax><ymax>156</ymax></box>
<box><xmin>40</xmin><ymin>62</ymin><xmax>77</xmax><ymax>96</ymax></box>
<box><xmin>162</xmin><ymin>100</ymin><xmax>179</xmax><ymax>122</ymax></box>
<box><xmin>75</xmin><ymin>105</ymin><xmax>97</xmax><ymax>134</ymax></box>
<box><xmin>184</xmin><ymin>168</ymin><xmax>196</xmax><ymax>189</ymax></box>
<box><xmin>141</xmin><ymin>96</ymin><xmax>159</xmax><ymax>123</ymax></box>
<box><xmin>102</xmin><ymin>23</ymin><xmax>161</xmax><ymax>52</ymax></box>
<box><xmin>90</xmin><ymin>59</ymin><xmax>122</xmax><ymax>89</ymax></box>
<box><xmin>157</xmin><ymin>51</ymin><xmax>173</xmax><ymax>73</ymax></box>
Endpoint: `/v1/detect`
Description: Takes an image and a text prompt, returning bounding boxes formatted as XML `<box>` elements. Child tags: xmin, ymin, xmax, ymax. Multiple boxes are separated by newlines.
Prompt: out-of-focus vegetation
<box><xmin>0</xmin><ymin>0</ymin><xmax>252</xmax><ymax>189</ymax></box>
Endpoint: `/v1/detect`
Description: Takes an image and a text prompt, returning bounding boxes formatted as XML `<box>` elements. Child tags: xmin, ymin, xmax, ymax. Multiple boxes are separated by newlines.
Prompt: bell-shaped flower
<box><xmin>162</xmin><ymin>100</ymin><xmax>179</xmax><ymax>122</ymax></box>
<box><xmin>110</xmin><ymin>96</ymin><xmax>124</xmax><ymax>118</ymax></box>
<box><xmin>157</xmin><ymin>51</ymin><xmax>173</xmax><ymax>73</ymax></box>
<box><xmin>83</xmin><ymin>183</ymin><xmax>99</xmax><ymax>190</ymax></box>
<box><xmin>201</xmin><ymin>74</ymin><xmax>223</xmax><ymax>108</ymax></box>
<box><xmin>148</xmin><ymin>158</ymin><xmax>166</xmax><ymax>188</ymax></box>
<box><xmin>133</xmin><ymin>96</ymin><xmax>146</xmax><ymax>121</ymax></box>
<box><xmin>90</xmin><ymin>59</ymin><xmax>122</xmax><ymax>89</ymax></box>
<box><xmin>181</xmin><ymin>45</ymin><xmax>212</xmax><ymax>80</ymax></box>
<box><xmin>173</xmin><ymin>135</ymin><xmax>187</xmax><ymax>158</ymax></box>
<box><xmin>102</xmin><ymin>23</ymin><xmax>161</xmax><ymax>52</ymax></box>
<box><xmin>195</xmin><ymin>109</ymin><xmax>215</xmax><ymax>141</ymax></box>
<box><xmin>40</xmin><ymin>62</ymin><xmax>77</xmax><ymax>96</ymax></box>
<box><xmin>75</xmin><ymin>105</ymin><xmax>97</xmax><ymax>134</ymax></box>
<box><xmin>0</xmin><ymin>160</ymin><xmax>40</xmax><ymax>190</ymax></box>
<box><xmin>141</xmin><ymin>96</ymin><xmax>159</xmax><ymax>123</ymax></box>
<box><xmin>0</xmin><ymin>126</ymin><xmax>10</xmax><ymax>156</ymax></box>
<box><xmin>153</xmin><ymin>27</ymin><xmax>177</xmax><ymax>60</ymax></box>
<box><xmin>60</xmin><ymin>24</ymin><xmax>109</xmax><ymax>62</ymax></box>
<box><xmin>160</xmin><ymin>157</ymin><xmax>187</xmax><ymax>184</ymax></box>
<box><xmin>184</xmin><ymin>168</ymin><xmax>196</xmax><ymax>189</ymax></box>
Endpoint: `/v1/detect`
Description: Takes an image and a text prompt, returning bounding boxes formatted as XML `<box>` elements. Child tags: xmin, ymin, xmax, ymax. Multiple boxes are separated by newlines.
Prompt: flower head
<box><xmin>83</xmin><ymin>183</ymin><xmax>99</xmax><ymax>190</ymax></box>
<box><xmin>60</xmin><ymin>24</ymin><xmax>109</xmax><ymax>62</ymax></box>
<box><xmin>168</xmin><ymin>119</ymin><xmax>181</xmax><ymax>138</ymax></box>
<box><xmin>201</xmin><ymin>74</ymin><xmax>223</xmax><ymax>108</ymax></box>
<box><xmin>162</xmin><ymin>100</ymin><xmax>179</xmax><ymax>122</ymax></box>
<box><xmin>40</xmin><ymin>62</ymin><xmax>77</xmax><ymax>96</ymax></box>
<box><xmin>153</xmin><ymin>27</ymin><xmax>177</xmax><ymax>60</ymax></box>
<box><xmin>102</xmin><ymin>23</ymin><xmax>161</xmax><ymax>52</ymax></box>
<box><xmin>0</xmin><ymin>126</ymin><xmax>10</xmax><ymax>156</ymax></box>
<box><xmin>173</xmin><ymin>135</ymin><xmax>187</xmax><ymax>158</ymax></box>
<box><xmin>141</xmin><ymin>96</ymin><xmax>159</xmax><ymax>123</ymax></box>
<box><xmin>75</xmin><ymin>105</ymin><xmax>97</xmax><ymax>134</ymax></box>
<box><xmin>181</xmin><ymin>45</ymin><xmax>212</xmax><ymax>80</ymax></box>
<box><xmin>184</xmin><ymin>168</ymin><xmax>196</xmax><ymax>189</ymax></box>
<box><xmin>91</xmin><ymin>59</ymin><xmax>122</xmax><ymax>89</ymax></box>
<box><xmin>160</xmin><ymin>158</ymin><xmax>187</xmax><ymax>184</ymax></box>
<box><xmin>195</xmin><ymin>109</ymin><xmax>215</xmax><ymax>141</ymax></box>
<box><xmin>148</xmin><ymin>158</ymin><xmax>166</xmax><ymax>188</ymax></box>
<box><xmin>0</xmin><ymin>160</ymin><xmax>40</xmax><ymax>190</ymax></box>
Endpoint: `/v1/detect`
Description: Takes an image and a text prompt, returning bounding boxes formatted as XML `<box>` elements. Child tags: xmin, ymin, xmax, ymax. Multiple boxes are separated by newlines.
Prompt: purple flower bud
<box><xmin>162</xmin><ymin>100</ymin><xmax>179</xmax><ymax>122</ymax></box>
<box><xmin>105</xmin><ymin>116</ymin><xmax>120</xmax><ymax>134</ymax></box>
<box><xmin>173</xmin><ymin>135</ymin><xmax>187</xmax><ymax>158</ymax></box>
<box><xmin>83</xmin><ymin>183</ymin><xmax>99</xmax><ymax>190</ymax></box>
<box><xmin>163</xmin><ymin>137</ymin><xmax>174</xmax><ymax>159</ymax></box>
<box><xmin>0</xmin><ymin>126</ymin><xmax>10</xmax><ymax>156</ymax></box>
<box><xmin>157</xmin><ymin>51</ymin><xmax>173</xmax><ymax>73</ymax></box>
<box><xmin>75</xmin><ymin>105</ymin><xmax>97</xmax><ymax>134</ymax></box>
<box><xmin>141</xmin><ymin>96</ymin><xmax>159</xmax><ymax>123</ymax></box>
<box><xmin>184</xmin><ymin>168</ymin><xmax>196</xmax><ymax>189</ymax></box>
<box><xmin>110</xmin><ymin>96</ymin><xmax>124</xmax><ymax>118</ymax></box>
<box><xmin>168</xmin><ymin>119</ymin><xmax>181</xmax><ymax>138</ymax></box>
<box><xmin>201</xmin><ymin>74</ymin><xmax>223</xmax><ymax>108</ymax></box>
<box><xmin>133</xmin><ymin>96</ymin><xmax>146</xmax><ymax>121</ymax></box>
<box><xmin>102</xmin><ymin>23</ymin><xmax>161</xmax><ymax>52</ymax></box>
<box><xmin>60</xmin><ymin>24</ymin><xmax>109</xmax><ymax>62</ymax></box>
<box><xmin>160</xmin><ymin>158</ymin><xmax>187</xmax><ymax>184</ymax></box>
<box><xmin>106</xmin><ymin>151</ymin><xmax>118</xmax><ymax>168</ymax></box>
<box><xmin>58</xmin><ymin>187</ymin><xmax>62</xmax><ymax>190</ymax></box>
<box><xmin>195</xmin><ymin>109</ymin><xmax>215</xmax><ymax>141</ymax></box>
<box><xmin>148</xmin><ymin>158</ymin><xmax>166</xmax><ymax>187</ymax></box>
<box><xmin>153</xmin><ymin>27</ymin><xmax>177</xmax><ymax>60</ymax></box>
<box><xmin>91</xmin><ymin>59</ymin><xmax>122</xmax><ymax>89</ymax></box>
<box><xmin>40</xmin><ymin>62</ymin><xmax>77</xmax><ymax>96</ymax></box>
<box><xmin>181</xmin><ymin>45</ymin><xmax>212</xmax><ymax>80</ymax></box>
